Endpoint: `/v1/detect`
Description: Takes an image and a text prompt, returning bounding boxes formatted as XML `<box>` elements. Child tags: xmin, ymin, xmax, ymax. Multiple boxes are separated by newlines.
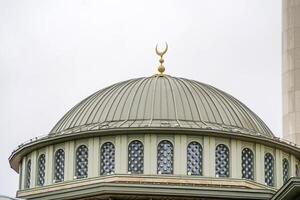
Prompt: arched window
<box><xmin>37</xmin><ymin>154</ymin><xmax>46</xmax><ymax>186</ymax></box>
<box><xmin>157</xmin><ymin>140</ymin><xmax>173</xmax><ymax>174</ymax></box>
<box><xmin>241</xmin><ymin>148</ymin><xmax>254</xmax><ymax>180</ymax></box>
<box><xmin>54</xmin><ymin>149</ymin><xmax>65</xmax><ymax>182</ymax></box>
<box><xmin>75</xmin><ymin>145</ymin><xmax>88</xmax><ymax>179</ymax></box>
<box><xmin>264</xmin><ymin>153</ymin><xmax>274</xmax><ymax>186</ymax></box>
<box><xmin>296</xmin><ymin>164</ymin><xmax>300</xmax><ymax>177</ymax></box>
<box><xmin>283</xmin><ymin>158</ymin><xmax>289</xmax><ymax>184</ymax></box>
<box><xmin>215</xmin><ymin>144</ymin><xmax>230</xmax><ymax>177</ymax></box>
<box><xmin>187</xmin><ymin>141</ymin><xmax>202</xmax><ymax>175</ymax></box>
<box><xmin>100</xmin><ymin>142</ymin><xmax>115</xmax><ymax>175</ymax></box>
<box><xmin>128</xmin><ymin>140</ymin><xmax>144</xmax><ymax>174</ymax></box>
<box><xmin>25</xmin><ymin>159</ymin><xmax>31</xmax><ymax>189</ymax></box>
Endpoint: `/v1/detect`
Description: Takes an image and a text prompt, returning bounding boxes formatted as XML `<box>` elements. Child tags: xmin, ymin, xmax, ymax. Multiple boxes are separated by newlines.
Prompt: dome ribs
<box><xmin>188</xmin><ymin>79</ymin><xmax>223</xmax><ymax>124</ymax></box>
<box><xmin>85</xmin><ymin>80</ymin><xmax>129</xmax><ymax>125</ymax></box>
<box><xmin>176</xmin><ymin>78</ymin><xmax>197</xmax><ymax>122</ymax></box>
<box><xmin>98</xmin><ymin>78</ymin><xmax>138</xmax><ymax>124</ymax></box>
<box><xmin>161</xmin><ymin>77</ymin><xmax>171</xmax><ymax>120</ymax></box>
<box><xmin>211</xmin><ymin>86</ymin><xmax>258</xmax><ymax>132</ymax></box>
<box><xmin>203</xmin><ymin>84</ymin><xmax>240</xmax><ymax>127</ymax></box>
<box><xmin>181</xmin><ymin>79</ymin><xmax>210</xmax><ymax>122</ymax></box>
<box><xmin>49</xmin><ymin>75</ymin><xmax>274</xmax><ymax>137</ymax></box>
<box><xmin>201</xmin><ymin>83</ymin><xmax>233</xmax><ymax>126</ymax></box>
<box><xmin>216</xmin><ymin>88</ymin><xmax>267</xmax><ymax>134</ymax></box>
<box><xmin>177</xmin><ymin>78</ymin><xmax>202</xmax><ymax>122</ymax></box>
<box><xmin>118</xmin><ymin>77</ymin><xmax>149</xmax><ymax>125</ymax></box>
<box><xmin>54</xmin><ymin>86</ymin><xmax>112</xmax><ymax>133</ymax></box>
<box><xmin>139</xmin><ymin>76</ymin><xmax>154</xmax><ymax>126</ymax></box>
<box><xmin>148</xmin><ymin>75</ymin><xmax>159</xmax><ymax>127</ymax></box>
<box><xmin>73</xmin><ymin>82</ymin><xmax>122</xmax><ymax>128</ymax></box>
<box><xmin>131</xmin><ymin>77</ymin><xmax>151</xmax><ymax>122</ymax></box>
<box><xmin>168</xmin><ymin>75</ymin><xmax>188</xmax><ymax>123</ymax></box>
<box><xmin>204</xmin><ymin>84</ymin><xmax>244</xmax><ymax>129</ymax></box>
<box><xmin>164</xmin><ymin>75</ymin><xmax>182</xmax><ymax>127</ymax></box>
<box><xmin>50</xmin><ymin>93</ymin><xmax>92</xmax><ymax>134</ymax></box>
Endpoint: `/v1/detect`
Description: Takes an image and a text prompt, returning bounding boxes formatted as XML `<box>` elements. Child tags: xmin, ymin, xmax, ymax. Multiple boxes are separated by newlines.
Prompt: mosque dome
<box><xmin>50</xmin><ymin>74</ymin><xmax>273</xmax><ymax>138</ymax></box>
<box><xmin>10</xmin><ymin>45</ymin><xmax>300</xmax><ymax>200</ymax></box>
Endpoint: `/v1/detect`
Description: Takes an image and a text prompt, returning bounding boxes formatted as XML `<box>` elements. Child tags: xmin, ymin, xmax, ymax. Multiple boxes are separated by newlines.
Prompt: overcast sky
<box><xmin>0</xmin><ymin>0</ymin><xmax>281</xmax><ymax>197</ymax></box>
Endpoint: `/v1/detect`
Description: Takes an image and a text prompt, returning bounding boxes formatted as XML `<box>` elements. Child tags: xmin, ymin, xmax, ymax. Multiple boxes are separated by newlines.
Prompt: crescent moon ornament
<box><xmin>155</xmin><ymin>42</ymin><xmax>168</xmax><ymax>57</ymax></box>
<box><xmin>155</xmin><ymin>42</ymin><xmax>168</xmax><ymax>75</ymax></box>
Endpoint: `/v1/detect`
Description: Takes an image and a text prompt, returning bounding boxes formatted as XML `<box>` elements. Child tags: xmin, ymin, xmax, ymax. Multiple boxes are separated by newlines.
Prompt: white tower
<box><xmin>282</xmin><ymin>0</ymin><xmax>300</xmax><ymax>144</ymax></box>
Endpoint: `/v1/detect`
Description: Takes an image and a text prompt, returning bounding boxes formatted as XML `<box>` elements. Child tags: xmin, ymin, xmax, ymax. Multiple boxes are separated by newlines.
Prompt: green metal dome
<box><xmin>50</xmin><ymin>75</ymin><xmax>274</xmax><ymax>137</ymax></box>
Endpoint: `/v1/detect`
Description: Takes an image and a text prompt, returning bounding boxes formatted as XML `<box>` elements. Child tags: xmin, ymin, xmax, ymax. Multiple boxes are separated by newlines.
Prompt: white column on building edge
<box><xmin>65</xmin><ymin>141</ymin><xmax>75</xmax><ymax>180</ymax></box>
<box><xmin>45</xmin><ymin>145</ymin><xmax>54</xmax><ymax>185</ymax></box>
<box><xmin>30</xmin><ymin>151</ymin><xmax>37</xmax><ymax>188</ymax></box>
<box><xmin>275</xmin><ymin>149</ymin><xmax>283</xmax><ymax>188</ymax></box>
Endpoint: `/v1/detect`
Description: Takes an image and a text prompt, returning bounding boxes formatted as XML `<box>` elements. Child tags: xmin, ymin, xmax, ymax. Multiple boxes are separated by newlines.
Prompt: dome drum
<box><xmin>14</xmin><ymin>133</ymin><xmax>297</xmax><ymax>199</ymax></box>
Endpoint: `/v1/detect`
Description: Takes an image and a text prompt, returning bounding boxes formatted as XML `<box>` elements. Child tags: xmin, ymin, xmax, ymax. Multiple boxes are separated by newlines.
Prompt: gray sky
<box><xmin>0</xmin><ymin>0</ymin><xmax>281</xmax><ymax>197</ymax></box>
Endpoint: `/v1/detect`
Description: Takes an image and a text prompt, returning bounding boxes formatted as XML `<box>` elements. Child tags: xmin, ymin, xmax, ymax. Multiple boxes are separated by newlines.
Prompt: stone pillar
<box><xmin>282</xmin><ymin>0</ymin><xmax>300</xmax><ymax>145</ymax></box>
<box><xmin>30</xmin><ymin>151</ymin><xmax>37</xmax><ymax>188</ymax></box>
<box><xmin>20</xmin><ymin>156</ymin><xmax>26</xmax><ymax>189</ymax></box>
<box><xmin>88</xmin><ymin>138</ymin><xmax>95</xmax><ymax>177</ymax></box>
<box><xmin>231</xmin><ymin>140</ymin><xmax>241</xmax><ymax>178</ymax></box>
<box><xmin>65</xmin><ymin>141</ymin><xmax>75</xmax><ymax>180</ymax></box>
<box><xmin>255</xmin><ymin>144</ymin><xmax>264</xmax><ymax>184</ymax></box>
<box><xmin>203</xmin><ymin>136</ymin><xmax>210</xmax><ymax>176</ymax></box>
<box><xmin>93</xmin><ymin>137</ymin><xmax>100</xmax><ymax>176</ymax></box>
<box><xmin>275</xmin><ymin>149</ymin><xmax>283</xmax><ymax>188</ymax></box>
<box><xmin>174</xmin><ymin>135</ymin><xmax>187</xmax><ymax>175</ymax></box>
<box><xmin>45</xmin><ymin>145</ymin><xmax>54</xmax><ymax>185</ymax></box>
<box><xmin>204</xmin><ymin>137</ymin><xmax>216</xmax><ymax>177</ymax></box>
<box><xmin>115</xmin><ymin>135</ymin><xmax>127</xmax><ymax>174</ymax></box>
<box><xmin>115</xmin><ymin>135</ymin><xmax>121</xmax><ymax>173</ymax></box>
<box><xmin>144</xmin><ymin>134</ymin><xmax>151</xmax><ymax>174</ymax></box>
<box><xmin>291</xmin><ymin>154</ymin><xmax>296</xmax><ymax>177</ymax></box>
<box><xmin>149</xmin><ymin>134</ymin><xmax>157</xmax><ymax>174</ymax></box>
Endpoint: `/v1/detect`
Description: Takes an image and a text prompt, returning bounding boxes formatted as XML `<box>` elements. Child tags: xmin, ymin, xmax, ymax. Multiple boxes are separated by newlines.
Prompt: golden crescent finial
<box><xmin>155</xmin><ymin>42</ymin><xmax>168</xmax><ymax>57</ymax></box>
<box><xmin>155</xmin><ymin>42</ymin><xmax>168</xmax><ymax>75</ymax></box>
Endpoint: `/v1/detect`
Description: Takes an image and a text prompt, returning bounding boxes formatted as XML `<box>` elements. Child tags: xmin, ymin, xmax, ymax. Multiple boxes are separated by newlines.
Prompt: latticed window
<box><xmin>128</xmin><ymin>140</ymin><xmax>144</xmax><ymax>174</ymax></box>
<box><xmin>157</xmin><ymin>140</ymin><xmax>173</xmax><ymax>174</ymax></box>
<box><xmin>264</xmin><ymin>153</ymin><xmax>274</xmax><ymax>186</ymax></box>
<box><xmin>25</xmin><ymin>159</ymin><xmax>31</xmax><ymax>189</ymax></box>
<box><xmin>100</xmin><ymin>142</ymin><xmax>115</xmax><ymax>175</ymax></box>
<box><xmin>37</xmin><ymin>154</ymin><xmax>46</xmax><ymax>186</ymax></box>
<box><xmin>54</xmin><ymin>149</ymin><xmax>65</xmax><ymax>182</ymax></box>
<box><xmin>215</xmin><ymin>144</ymin><xmax>230</xmax><ymax>177</ymax></box>
<box><xmin>187</xmin><ymin>142</ymin><xmax>202</xmax><ymax>175</ymax></box>
<box><xmin>282</xmin><ymin>158</ymin><xmax>289</xmax><ymax>184</ymax></box>
<box><xmin>241</xmin><ymin>148</ymin><xmax>254</xmax><ymax>180</ymax></box>
<box><xmin>75</xmin><ymin>145</ymin><xmax>88</xmax><ymax>179</ymax></box>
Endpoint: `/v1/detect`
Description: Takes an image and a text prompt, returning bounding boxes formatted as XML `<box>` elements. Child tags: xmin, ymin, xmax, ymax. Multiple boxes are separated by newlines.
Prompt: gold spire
<box><xmin>155</xmin><ymin>42</ymin><xmax>168</xmax><ymax>75</ymax></box>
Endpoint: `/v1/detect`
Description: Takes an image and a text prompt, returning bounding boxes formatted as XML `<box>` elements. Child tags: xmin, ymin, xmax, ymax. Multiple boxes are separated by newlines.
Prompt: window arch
<box><xmin>215</xmin><ymin>144</ymin><xmax>230</xmax><ymax>177</ymax></box>
<box><xmin>128</xmin><ymin>140</ymin><xmax>144</xmax><ymax>174</ymax></box>
<box><xmin>187</xmin><ymin>141</ymin><xmax>203</xmax><ymax>175</ymax></box>
<box><xmin>54</xmin><ymin>149</ymin><xmax>65</xmax><ymax>182</ymax></box>
<box><xmin>100</xmin><ymin>142</ymin><xmax>115</xmax><ymax>175</ymax></box>
<box><xmin>75</xmin><ymin>145</ymin><xmax>88</xmax><ymax>179</ymax></box>
<box><xmin>25</xmin><ymin>159</ymin><xmax>31</xmax><ymax>189</ymax></box>
<box><xmin>264</xmin><ymin>153</ymin><xmax>274</xmax><ymax>186</ymax></box>
<box><xmin>283</xmin><ymin>158</ymin><xmax>289</xmax><ymax>184</ymax></box>
<box><xmin>241</xmin><ymin>148</ymin><xmax>254</xmax><ymax>180</ymax></box>
<box><xmin>37</xmin><ymin>154</ymin><xmax>46</xmax><ymax>186</ymax></box>
<box><xmin>157</xmin><ymin>140</ymin><xmax>173</xmax><ymax>174</ymax></box>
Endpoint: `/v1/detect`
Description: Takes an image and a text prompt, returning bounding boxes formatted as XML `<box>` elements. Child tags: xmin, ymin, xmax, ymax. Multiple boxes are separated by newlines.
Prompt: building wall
<box><xmin>282</xmin><ymin>0</ymin><xmax>300</xmax><ymax>144</ymax></box>
<box><xmin>19</xmin><ymin>134</ymin><xmax>300</xmax><ymax>191</ymax></box>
